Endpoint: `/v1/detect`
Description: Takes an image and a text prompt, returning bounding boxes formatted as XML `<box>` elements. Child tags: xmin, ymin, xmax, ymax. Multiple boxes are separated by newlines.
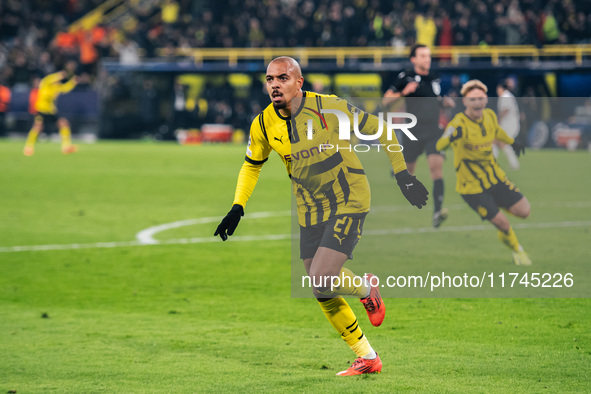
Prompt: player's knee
<box><xmin>430</xmin><ymin>167</ymin><xmax>443</xmax><ymax>180</ymax></box>
<box><xmin>514</xmin><ymin>198</ymin><xmax>530</xmax><ymax>218</ymax></box>
<box><xmin>518</xmin><ymin>206</ymin><xmax>530</xmax><ymax>219</ymax></box>
<box><xmin>309</xmin><ymin>269</ymin><xmax>338</xmax><ymax>295</ymax></box>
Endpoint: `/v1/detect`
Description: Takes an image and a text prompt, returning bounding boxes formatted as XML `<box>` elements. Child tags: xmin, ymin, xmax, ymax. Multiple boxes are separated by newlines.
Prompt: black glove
<box><xmin>395</xmin><ymin>170</ymin><xmax>429</xmax><ymax>209</ymax></box>
<box><xmin>449</xmin><ymin>126</ymin><xmax>463</xmax><ymax>143</ymax></box>
<box><xmin>214</xmin><ymin>204</ymin><xmax>244</xmax><ymax>241</ymax></box>
<box><xmin>511</xmin><ymin>140</ymin><xmax>525</xmax><ymax>157</ymax></box>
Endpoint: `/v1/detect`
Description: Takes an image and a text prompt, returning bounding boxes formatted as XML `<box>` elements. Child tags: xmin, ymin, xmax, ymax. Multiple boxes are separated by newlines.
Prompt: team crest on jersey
<box><xmin>432</xmin><ymin>81</ymin><xmax>441</xmax><ymax>95</ymax></box>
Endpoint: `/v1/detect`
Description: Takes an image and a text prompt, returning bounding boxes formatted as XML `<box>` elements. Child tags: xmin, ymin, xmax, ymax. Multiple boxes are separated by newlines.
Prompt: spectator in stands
<box><xmin>170</xmin><ymin>77</ymin><xmax>189</xmax><ymax>135</ymax></box>
<box><xmin>541</xmin><ymin>8</ymin><xmax>560</xmax><ymax>44</ymax></box>
<box><xmin>139</xmin><ymin>79</ymin><xmax>159</xmax><ymax>136</ymax></box>
<box><xmin>161</xmin><ymin>0</ymin><xmax>180</xmax><ymax>27</ymax></box>
<box><xmin>112</xmin><ymin>35</ymin><xmax>140</xmax><ymax>66</ymax></box>
<box><xmin>0</xmin><ymin>81</ymin><xmax>11</xmax><ymax>136</ymax></box>
<box><xmin>36</xmin><ymin>51</ymin><xmax>56</xmax><ymax>77</ymax></box>
<box><xmin>415</xmin><ymin>11</ymin><xmax>437</xmax><ymax>48</ymax></box>
<box><xmin>9</xmin><ymin>51</ymin><xmax>36</xmax><ymax>91</ymax></box>
<box><xmin>437</xmin><ymin>10</ymin><xmax>453</xmax><ymax>61</ymax></box>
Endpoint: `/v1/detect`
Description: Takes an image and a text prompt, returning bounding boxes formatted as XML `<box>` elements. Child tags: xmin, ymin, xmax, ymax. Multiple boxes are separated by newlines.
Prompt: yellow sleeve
<box><xmin>336</xmin><ymin>97</ymin><xmax>407</xmax><ymax>175</ymax></box>
<box><xmin>232</xmin><ymin>161</ymin><xmax>263</xmax><ymax>207</ymax></box>
<box><xmin>489</xmin><ymin>110</ymin><xmax>514</xmax><ymax>145</ymax></box>
<box><xmin>232</xmin><ymin>115</ymin><xmax>272</xmax><ymax>207</ymax></box>
<box><xmin>245</xmin><ymin>114</ymin><xmax>272</xmax><ymax>164</ymax></box>
<box><xmin>375</xmin><ymin>118</ymin><xmax>407</xmax><ymax>175</ymax></box>
<box><xmin>59</xmin><ymin>77</ymin><xmax>78</xmax><ymax>94</ymax></box>
<box><xmin>436</xmin><ymin>124</ymin><xmax>454</xmax><ymax>151</ymax></box>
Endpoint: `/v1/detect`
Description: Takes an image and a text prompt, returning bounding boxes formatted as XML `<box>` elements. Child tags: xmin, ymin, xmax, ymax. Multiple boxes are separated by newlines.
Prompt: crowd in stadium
<box><xmin>1</xmin><ymin>0</ymin><xmax>590</xmax><ymax>138</ymax></box>
<box><xmin>2</xmin><ymin>0</ymin><xmax>591</xmax><ymax>89</ymax></box>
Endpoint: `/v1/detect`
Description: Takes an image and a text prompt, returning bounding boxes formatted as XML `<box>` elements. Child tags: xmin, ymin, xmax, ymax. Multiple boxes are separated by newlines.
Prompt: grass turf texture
<box><xmin>0</xmin><ymin>140</ymin><xmax>589</xmax><ymax>392</ymax></box>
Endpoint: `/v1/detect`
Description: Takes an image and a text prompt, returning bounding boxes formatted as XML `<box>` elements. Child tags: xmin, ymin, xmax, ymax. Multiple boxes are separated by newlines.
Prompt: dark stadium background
<box><xmin>1</xmin><ymin>0</ymin><xmax>591</xmax><ymax>143</ymax></box>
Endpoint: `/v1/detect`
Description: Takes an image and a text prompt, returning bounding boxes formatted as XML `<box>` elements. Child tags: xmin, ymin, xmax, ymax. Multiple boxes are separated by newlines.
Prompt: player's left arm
<box><xmin>59</xmin><ymin>77</ymin><xmax>78</xmax><ymax>94</ymax></box>
<box><xmin>215</xmin><ymin>115</ymin><xmax>271</xmax><ymax>241</ymax></box>
<box><xmin>336</xmin><ymin>99</ymin><xmax>407</xmax><ymax>174</ymax></box>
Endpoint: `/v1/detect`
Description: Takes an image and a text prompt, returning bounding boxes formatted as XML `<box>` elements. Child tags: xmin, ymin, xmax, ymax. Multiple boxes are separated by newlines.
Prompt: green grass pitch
<box><xmin>0</xmin><ymin>140</ymin><xmax>590</xmax><ymax>392</ymax></box>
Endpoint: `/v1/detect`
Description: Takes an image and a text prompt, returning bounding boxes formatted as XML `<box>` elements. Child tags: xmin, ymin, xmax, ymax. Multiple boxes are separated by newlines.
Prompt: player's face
<box><xmin>463</xmin><ymin>89</ymin><xmax>488</xmax><ymax>119</ymax></box>
<box><xmin>411</xmin><ymin>47</ymin><xmax>431</xmax><ymax>73</ymax></box>
<box><xmin>266</xmin><ymin>61</ymin><xmax>303</xmax><ymax>111</ymax></box>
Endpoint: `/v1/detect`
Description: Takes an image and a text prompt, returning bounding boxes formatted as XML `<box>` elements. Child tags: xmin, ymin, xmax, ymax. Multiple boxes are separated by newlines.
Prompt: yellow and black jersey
<box><xmin>233</xmin><ymin>91</ymin><xmax>407</xmax><ymax>227</ymax></box>
<box><xmin>436</xmin><ymin>108</ymin><xmax>515</xmax><ymax>195</ymax></box>
<box><xmin>35</xmin><ymin>72</ymin><xmax>77</xmax><ymax>115</ymax></box>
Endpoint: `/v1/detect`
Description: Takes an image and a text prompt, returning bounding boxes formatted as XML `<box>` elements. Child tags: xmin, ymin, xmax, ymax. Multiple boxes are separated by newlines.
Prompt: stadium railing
<box><xmin>163</xmin><ymin>45</ymin><xmax>591</xmax><ymax>67</ymax></box>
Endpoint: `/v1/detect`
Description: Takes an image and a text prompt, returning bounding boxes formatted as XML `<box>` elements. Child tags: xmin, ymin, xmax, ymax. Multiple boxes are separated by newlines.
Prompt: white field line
<box><xmin>1</xmin><ymin>219</ymin><xmax>590</xmax><ymax>253</ymax></box>
<box><xmin>135</xmin><ymin>210</ymin><xmax>293</xmax><ymax>244</ymax></box>
<box><xmin>371</xmin><ymin>200</ymin><xmax>591</xmax><ymax>213</ymax></box>
<box><xmin>136</xmin><ymin>201</ymin><xmax>591</xmax><ymax>243</ymax></box>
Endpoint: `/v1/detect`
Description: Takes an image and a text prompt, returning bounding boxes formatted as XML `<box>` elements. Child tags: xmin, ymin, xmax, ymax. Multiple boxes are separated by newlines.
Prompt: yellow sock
<box><xmin>333</xmin><ymin>267</ymin><xmax>369</xmax><ymax>298</ymax></box>
<box><xmin>25</xmin><ymin>129</ymin><xmax>39</xmax><ymax>148</ymax></box>
<box><xmin>497</xmin><ymin>227</ymin><xmax>521</xmax><ymax>252</ymax></box>
<box><xmin>59</xmin><ymin>125</ymin><xmax>72</xmax><ymax>148</ymax></box>
<box><xmin>318</xmin><ymin>297</ymin><xmax>374</xmax><ymax>358</ymax></box>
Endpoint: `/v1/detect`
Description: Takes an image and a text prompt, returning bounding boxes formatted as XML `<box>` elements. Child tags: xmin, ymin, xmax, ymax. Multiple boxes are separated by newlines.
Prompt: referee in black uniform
<box><xmin>384</xmin><ymin>43</ymin><xmax>454</xmax><ymax>228</ymax></box>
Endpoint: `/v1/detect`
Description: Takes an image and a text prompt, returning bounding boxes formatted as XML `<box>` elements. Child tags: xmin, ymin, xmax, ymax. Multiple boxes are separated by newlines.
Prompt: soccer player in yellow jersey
<box><xmin>436</xmin><ymin>80</ymin><xmax>532</xmax><ymax>266</ymax></box>
<box><xmin>215</xmin><ymin>57</ymin><xmax>429</xmax><ymax>376</ymax></box>
<box><xmin>23</xmin><ymin>61</ymin><xmax>79</xmax><ymax>156</ymax></box>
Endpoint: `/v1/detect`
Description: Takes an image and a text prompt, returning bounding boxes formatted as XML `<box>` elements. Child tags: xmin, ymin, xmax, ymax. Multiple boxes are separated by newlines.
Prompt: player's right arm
<box><xmin>436</xmin><ymin>117</ymin><xmax>462</xmax><ymax>151</ymax></box>
<box><xmin>214</xmin><ymin>115</ymin><xmax>272</xmax><ymax>241</ymax></box>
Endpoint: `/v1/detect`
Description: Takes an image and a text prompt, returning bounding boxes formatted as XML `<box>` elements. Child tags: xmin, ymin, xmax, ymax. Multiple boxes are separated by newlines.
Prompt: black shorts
<box><xmin>300</xmin><ymin>212</ymin><xmax>367</xmax><ymax>260</ymax></box>
<box><xmin>462</xmin><ymin>180</ymin><xmax>524</xmax><ymax>221</ymax></box>
<box><xmin>401</xmin><ymin>131</ymin><xmax>444</xmax><ymax>163</ymax></box>
<box><xmin>36</xmin><ymin>113</ymin><xmax>59</xmax><ymax>133</ymax></box>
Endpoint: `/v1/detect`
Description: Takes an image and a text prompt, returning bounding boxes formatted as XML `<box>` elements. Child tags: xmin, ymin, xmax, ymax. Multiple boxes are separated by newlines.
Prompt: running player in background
<box><xmin>495</xmin><ymin>80</ymin><xmax>521</xmax><ymax>170</ymax></box>
<box><xmin>215</xmin><ymin>57</ymin><xmax>429</xmax><ymax>376</ymax></box>
<box><xmin>23</xmin><ymin>60</ymin><xmax>79</xmax><ymax>156</ymax></box>
<box><xmin>436</xmin><ymin>80</ymin><xmax>531</xmax><ymax>266</ymax></box>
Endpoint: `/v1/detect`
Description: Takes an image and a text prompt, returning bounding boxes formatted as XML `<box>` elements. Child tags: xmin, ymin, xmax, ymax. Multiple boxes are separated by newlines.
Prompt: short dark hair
<box><xmin>497</xmin><ymin>79</ymin><xmax>509</xmax><ymax>90</ymax></box>
<box><xmin>410</xmin><ymin>43</ymin><xmax>428</xmax><ymax>59</ymax></box>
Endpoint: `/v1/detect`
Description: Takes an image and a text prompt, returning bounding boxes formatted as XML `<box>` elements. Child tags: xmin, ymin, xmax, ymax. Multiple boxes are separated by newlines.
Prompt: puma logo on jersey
<box><xmin>405</xmin><ymin>183</ymin><xmax>414</xmax><ymax>189</ymax></box>
<box><xmin>333</xmin><ymin>234</ymin><xmax>345</xmax><ymax>245</ymax></box>
<box><xmin>274</xmin><ymin>136</ymin><xmax>284</xmax><ymax>144</ymax></box>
